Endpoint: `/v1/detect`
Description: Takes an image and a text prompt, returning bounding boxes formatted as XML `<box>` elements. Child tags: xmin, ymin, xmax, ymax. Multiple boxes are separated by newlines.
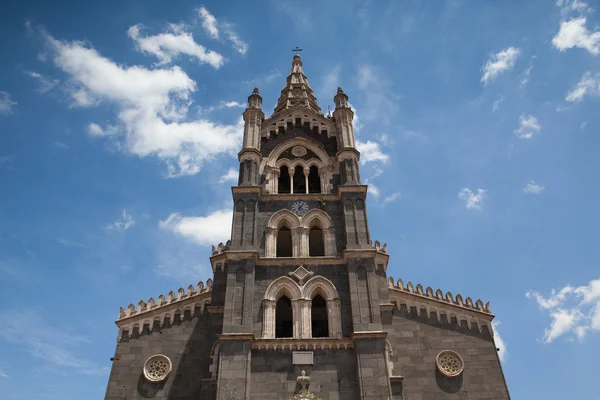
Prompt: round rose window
<box><xmin>436</xmin><ymin>350</ymin><xmax>464</xmax><ymax>377</ymax></box>
<box><xmin>143</xmin><ymin>355</ymin><xmax>172</xmax><ymax>382</ymax></box>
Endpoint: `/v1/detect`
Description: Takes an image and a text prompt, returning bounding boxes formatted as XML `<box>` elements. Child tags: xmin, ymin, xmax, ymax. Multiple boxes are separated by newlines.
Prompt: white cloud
<box><xmin>523</xmin><ymin>181</ymin><xmax>545</xmax><ymax>194</ymax></box>
<box><xmin>557</xmin><ymin>0</ymin><xmax>592</xmax><ymax>16</ymax></box>
<box><xmin>383</xmin><ymin>193</ymin><xmax>403</xmax><ymax>203</ymax></box>
<box><xmin>127</xmin><ymin>23</ymin><xmax>225</xmax><ymax>68</ymax></box>
<box><xmin>43</xmin><ymin>30</ymin><xmax>243</xmax><ymax>177</ymax></box>
<box><xmin>458</xmin><ymin>187</ymin><xmax>486</xmax><ymax>210</ymax></box>
<box><xmin>197</xmin><ymin>7</ymin><xmax>248</xmax><ymax>55</ymax></box>
<box><xmin>159</xmin><ymin>209</ymin><xmax>232</xmax><ymax>245</ymax></box>
<box><xmin>106</xmin><ymin>209</ymin><xmax>135</xmax><ymax>230</ymax></box>
<box><xmin>197</xmin><ymin>7</ymin><xmax>219</xmax><ymax>39</ymax></box>
<box><xmin>222</xmin><ymin>101</ymin><xmax>245</xmax><ymax>108</ymax></box>
<box><xmin>492</xmin><ymin>96</ymin><xmax>504</xmax><ymax>112</ymax></box>
<box><xmin>356</xmin><ymin>140</ymin><xmax>389</xmax><ymax>164</ymax></box>
<box><xmin>481</xmin><ymin>47</ymin><xmax>521</xmax><ymax>85</ymax></box>
<box><xmin>520</xmin><ymin>58</ymin><xmax>535</xmax><ymax>86</ymax></box>
<box><xmin>492</xmin><ymin>321</ymin><xmax>507</xmax><ymax>362</ymax></box>
<box><xmin>87</xmin><ymin>122</ymin><xmax>118</xmax><ymax>137</ymax></box>
<box><xmin>566</xmin><ymin>72</ymin><xmax>600</xmax><ymax>102</ymax></box>
<box><xmin>552</xmin><ymin>18</ymin><xmax>600</xmax><ymax>55</ymax></box>
<box><xmin>222</xmin><ymin>23</ymin><xmax>248</xmax><ymax>55</ymax></box>
<box><xmin>0</xmin><ymin>369</ymin><xmax>7</xmax><ymax>379</ymax></box>
<box><xmin>24</xmin><ymin>70</ymin><xmax>59</xmax><ymax>93</ymax></box>
<box><xmin>0</xmin><ymin>91</ymin><xmax>17</xmax><ymax>115</ymax></box>
<box><xmin>0</xmin><ymin>309</ymin><xmax>107</xmax><ymax>375</ymax></box>
<box><xmin>218</xmin><ymin>167</ymin><xmax>238</xmax><ymax>183</ymax></box>
<box><xmin>514</xmin><ymin>114</ymin><xmax>541</xmax><ymax>139</ymax></box>
<box><xmin>368</xmin><ymin>183</ymin><xmax>380</xmax><ymax>198</ymax></box>
<box><xmin>527</xmin><ymin>279</ymin><xmax>600</xmax><ymax>343</ymax></box>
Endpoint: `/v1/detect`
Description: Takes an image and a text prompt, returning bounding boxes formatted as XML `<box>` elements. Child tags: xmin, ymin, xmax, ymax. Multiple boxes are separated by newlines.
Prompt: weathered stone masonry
<box><xmin>104</xmin><ymin>54</ymin><xmax>511</xmax><ymax>400</ymax></box>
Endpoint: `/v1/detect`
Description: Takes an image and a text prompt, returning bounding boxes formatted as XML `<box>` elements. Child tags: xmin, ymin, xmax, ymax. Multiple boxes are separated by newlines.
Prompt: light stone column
<box><xmin>295</xmin><ymin>227</ymin><xmax>309</xmax><ymax>257</ymax></box>
<box><xmin>299</xmin><ymin>299</ymin><xmax>312</xmax><ymax>338</ymax></box>
<box><xmin>303</xmin><ymin>167</ymin><xmax>310</xmax><ymax>194</ymax></box>
<box><xmin>327</xmin><ymin>299</ymin><xmax>342</xmax><ymax>338</ymax></box>
<box><xmin>272</xmin><ymin>168</ymin><xmax>280</xmax><ymax>194</ymax></box>
<box><xmin>291</xmin><ymin>299</ymin><xmax>301</xmax><ymax>338</ymax></box>
<box><xmin>289</xmin><ymin>167</ymin><xmax>294</xmax><ymax>194</ymax></box>
<box><xmin>262</xmin><ymin>299</ymin><xmax>276</xmax><ymax>338</ymax></box>
<box><xmin>265</xmin><ymin>227</ymin><xmax>276</xmax><ymax>257</ymax></box>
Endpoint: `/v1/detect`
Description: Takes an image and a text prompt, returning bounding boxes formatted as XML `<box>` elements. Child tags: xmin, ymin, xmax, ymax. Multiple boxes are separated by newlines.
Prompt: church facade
<box><xmin>104</xmin><ymin>55</ymin><xmax>511</xmax><ymax>400</ymax></box>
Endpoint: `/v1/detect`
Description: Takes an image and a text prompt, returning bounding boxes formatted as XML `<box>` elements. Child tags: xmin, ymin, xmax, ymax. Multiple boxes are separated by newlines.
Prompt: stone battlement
<box><xmin>387</xmin><ymin>276</ymin><xmax>491</xmax><ymax>314</ymax></box>
<box><xmin>117</xmin><ymin>279</ymin><xmax>213</xmax><ymax>322</ymax></box>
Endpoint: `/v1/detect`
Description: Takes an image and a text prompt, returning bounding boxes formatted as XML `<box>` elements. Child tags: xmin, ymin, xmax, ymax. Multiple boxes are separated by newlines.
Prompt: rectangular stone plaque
<box><xmin>292</xmin><ymin>351</ymin><xmax>314</xmax><ymax>365</ymax></box>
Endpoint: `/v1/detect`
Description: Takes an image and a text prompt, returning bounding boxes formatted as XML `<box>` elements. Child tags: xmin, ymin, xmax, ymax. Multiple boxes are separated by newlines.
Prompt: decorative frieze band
<box><xmin>252</xmin><ymin>338</ymin><xmax>353</xmax><ymax>351</ymax></box>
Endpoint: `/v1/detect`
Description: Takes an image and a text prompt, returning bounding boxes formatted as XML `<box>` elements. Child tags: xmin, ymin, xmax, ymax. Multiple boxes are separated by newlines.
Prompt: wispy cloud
<box><xmin>523</xmin><ymin>181</ymin><xmax>545</xmax><ymax>194</ymax></box>
<box><xmin>552</xmin><ymin>17</ymin><xmax>600</xmax><ymax>55</ymax></box>
<box><xmin>0</xmin><ymin>369</ymin><xmax>7</xmax><ymax>379</ymax></box>
<box><xmin>481</xmin><ymin>47</ymin><xmax>521</xmax><ymax>85</ymax></box>
<box><xmin>520</xmin><ymin>57</ymin><xmax>535</xmax><ymax>86</ymax></box>
<box><xmin>218</xmin><ymin>167</ymin><xmax>238</xmax><ymax>184</ymax></box>
<box><xmin>197</xmin><ymin>7</ymin><xmax>248</xmax><ymax>55</ymax></box>
<box><xmin>356</xmin><ymin>64</ymin><xmax>398</xmax><ymax>122</ymax></box>
<box><xmin>492</xmin><ymin>96</ymin><xmax>504</xmax><ymax>112</ymax></box>
<box><xmin>383</xmin><ymin>193</ymin><xmax>403</xmax><ymax>203</ymax></box>
<box><xmin>53</xmin><ymin>141</ymin><xmax>68</xmax><ymax>149</ymax></box>
<box><xmin>106</xmin><ymin>209</ymin><xmax>135</xmax><ymax>230</ymax></box>
<box><xmin>566</xmin><ymin>72</ymin><xmax>600</xmax><ymax>102</ymax></box>
<box><xmin>514</xmin><ymin>114</ymin><xmax>541</xmax><ymax>139</ymax></box>
<box><xmin>24</xmin><ymin>70</ymin><xmax>60</xmax><ymax>93</ymax></box>
<box><xmin>0</xmin><ymin>309</ymin><xmax>108</xmax><ymax>375</ymax></box>
<box><xmin>159</xmin><ymin>209</ymin><xmax>232</xmax><ymax>245</ymax></box>
<box><xmin>368</xmin><ymin>183</ymin><xmax>380</xmax><ymax>198</ymax></box>
<box><xmin>527</xmin><ymin>278</ymin><xmax>600</xmax><ymax>343</ymax></box>
<box><xmin>0</xmin><ymin>91</ymin><xmax>17</xmax><ymax>115</ymax></box>
<box><xmin>458</xmin><ymin>187</ymin><xmax>486</xmax><ymax>210</ymax></box>
<box><xmin>127</xmin><ymin>23</ymin><xmax>225</xmax><ymax>68</ymax></box>
<box><xmin>197</xmin><ymin>7</ymin><xmax>219</xmax><ymax>39</ymax></box>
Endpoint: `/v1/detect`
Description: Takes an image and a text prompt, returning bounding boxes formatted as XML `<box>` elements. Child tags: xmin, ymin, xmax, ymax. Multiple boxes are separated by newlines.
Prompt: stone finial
<box><xmin>334</xmin><ymin>85</ymin><xmax>349</xmax><ymax>109</ymax></box>
<box><xmin>297</xmin><ymin>370</ymin><xmax>310</xmax><ymax>392</ymax></box>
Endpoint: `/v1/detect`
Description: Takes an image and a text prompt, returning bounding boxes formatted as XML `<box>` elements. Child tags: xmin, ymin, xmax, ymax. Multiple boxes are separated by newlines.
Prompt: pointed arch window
<box><xmin>308</xmin><ymin>166</ymin><xmax>321</xmax><ymax>193</ymax></box>
<box><xmin>275</xmin><ymin>296</ymin><xmax>293</xmax><ymax>338</ymax></box>
<box><xmin>311</xmin><ymin>295</ymin><xmax>329</xmax><ymax>337</ymax></box>
<box><xmin>276</xmin><ymin>227</ymin><xmax>293</xmax><ymax>257</ymax></box>
<box><xmin>278</xmin><ymin>166</ymin><xmax>291</xmax><ymax>194</ymax></box>
<box><xmin>309</xmin><ymin>226</ymin><xmax>325</xmax><ymax>257</ymax></box>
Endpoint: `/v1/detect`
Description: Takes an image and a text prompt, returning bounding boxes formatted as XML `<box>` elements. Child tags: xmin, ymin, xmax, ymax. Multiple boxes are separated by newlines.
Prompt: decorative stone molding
<box><xmin>252</xmin><ymin>338</ymin><xmax>353</xmax><ymax>351</ymax></box>
<box><xmin>297</xmin><ymin>370</ymin><xmax>310</xmax><ymax>391</ymax></box>
<box><xmin>289</xmin><ymin>265</ymin><xmax>314</xmax><ymax>285</ymax></box>
<box><xmin>436</xmin><ymin>350</ymin><xmax>464</xmax><ymax>378</ymax></box>
<box><xmin>262</xmin><ymin>275</ymin><xmax>342</xmax><ymax>339</ymax></box>
<box><xmin>292</xmin><ymin>146</ymin><xmax>307</xmax><ymax>157</ymax></box>
<box><xmin>387</xmin><ymin>276</ymin><xmax>493</xmax><ymax>332</ymax></box>
<box><xmin>143</xmin><ymin>355</ymin><xmax>172</xmax><ymax>382</ymax></box>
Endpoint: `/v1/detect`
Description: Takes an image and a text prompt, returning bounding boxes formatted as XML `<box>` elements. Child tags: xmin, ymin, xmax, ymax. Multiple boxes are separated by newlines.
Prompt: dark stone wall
<box><xmin>252</xmin><ymin>264</ymin><xmax>354</xmax><ymax>338</ymax></box>
<box><xmin>104</xmin><ymin>310</ymin><xmax>221</xmax><ymax>400</ymax></box>
<box><xmin>384</xmin><ymin>306</ymin><xmax>510</xmax><ymax>400</ymax></box>
<box><xmin>261</xmin><ymin>125</ymin><xmax>338</xmax><ymax>157</ymax></box>
<box><xmin>250</xmin><ymin>349</ymin><xmax>359</xmax><ymax>400</ymax></box>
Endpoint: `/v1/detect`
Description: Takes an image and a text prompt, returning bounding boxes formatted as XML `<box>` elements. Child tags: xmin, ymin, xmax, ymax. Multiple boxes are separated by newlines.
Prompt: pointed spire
<box><xmin>334</xmin><ymin>86</ymin><xmax>349</xmax><ymax>110</ymax></box>
<box><xmin>274</xmin><ymin>54</ymin><xmax>322</xmax><ymax>115</ymax></box>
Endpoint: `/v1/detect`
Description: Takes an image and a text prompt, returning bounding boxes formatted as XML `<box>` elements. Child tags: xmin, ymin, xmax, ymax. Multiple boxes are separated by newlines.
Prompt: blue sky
<box><xmin>1</xmin><ymin>0</ymin><xmax>599</xmax><ymax>398</ymax></box>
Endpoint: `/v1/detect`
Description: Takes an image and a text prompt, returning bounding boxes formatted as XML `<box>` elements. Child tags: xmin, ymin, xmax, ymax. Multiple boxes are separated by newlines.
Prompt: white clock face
<box><xmin>292</xmin><ymin>201</ymin><xmax>309</xmax><ymax>216</ymax></box>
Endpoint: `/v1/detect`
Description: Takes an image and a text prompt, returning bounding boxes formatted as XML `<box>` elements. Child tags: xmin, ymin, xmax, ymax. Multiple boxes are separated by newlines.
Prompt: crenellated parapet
<box><xmin>386</xmin><ymin>276</ymin><xmax>494</xmax><ymax>332</ymax></box>
<box><xmin>372</xmin><ymin>240</ymin><xmax>388</xmax><ymax>254</ymax></box>
<box><xmin>116</xmin><ymin>279</ymin><xmax>213</xmax><ymax>339</ymax></box>
<box><xmin>212</xmin><ymin>240</ymin><xmax>231</xmax><ymax>256</ymax></box>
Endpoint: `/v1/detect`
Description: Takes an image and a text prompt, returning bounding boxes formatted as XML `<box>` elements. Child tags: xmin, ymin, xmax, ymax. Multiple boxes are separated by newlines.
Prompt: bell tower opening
<box><xmin>278</xmin><ymin>166</ymin><xmax>291</xmax><ymax>194</ymax></box>
<box><xmin>293</xmin><ymin>165</ymin><xmax>306</xmax><ymax>194</ymax></box>
<box><xmin>308</xmin><ymin>165</ymin><xmax>321</xmax><ymax>193</ymax></box>
<box><xmin>276</xmin><ymin>226</ymin><xmax>293</xmax><ymax>257</ymax></box>
<box><xmin>311</xmin><ymin>295</ymin><xmax>329</xmax><ymax>337</ymax></box>
<box><xmin>309</xmin><ymin>226</ymin><xmax>325</xmax><ymax>257</ymax></box>
<box><xmin>275</xmin><ymin>296</ymin><xmax>293</xmax><ymax>338</ymax></box>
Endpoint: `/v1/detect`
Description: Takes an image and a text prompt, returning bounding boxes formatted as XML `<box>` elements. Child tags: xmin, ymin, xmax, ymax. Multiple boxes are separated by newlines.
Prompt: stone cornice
<box><xmin>338</xmin><ymin>185</ymin><xmax>368</xmax><ymax>195</ymax></box>
<box><xmin>219</xmin><ymin>333</ymin><xmax>254</xmax><ymax>341</ymax></box>
<box><xmin>352</xmin><ymin>331</ymin><xmax>388</xmax><ymax>340</ymax></box>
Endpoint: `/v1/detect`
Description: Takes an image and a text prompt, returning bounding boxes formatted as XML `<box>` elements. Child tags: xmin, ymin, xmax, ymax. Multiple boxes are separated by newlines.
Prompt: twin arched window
<box><xmin>275</xmin><ymin>225</ymin><xmax>324</xmax><ymax>258</ymax></box>
<box><xmin>274</xmin><ymin>294</ymin><xmax>329</xmax><ymax>338</ymax></box>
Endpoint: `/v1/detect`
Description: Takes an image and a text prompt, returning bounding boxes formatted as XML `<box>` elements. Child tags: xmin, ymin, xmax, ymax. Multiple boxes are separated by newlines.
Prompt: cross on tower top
<box><xmin>292</xmin><ymin>46</ymin><xmax>303</xmax><ymax>52</ymax></box>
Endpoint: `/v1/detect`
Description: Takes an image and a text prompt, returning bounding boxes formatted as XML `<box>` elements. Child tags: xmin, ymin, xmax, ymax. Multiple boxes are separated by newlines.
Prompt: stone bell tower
<box><xmin>105</xmin><ymin>54</ymin><xmax>510</xmax><ymax>400</ymax></box>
